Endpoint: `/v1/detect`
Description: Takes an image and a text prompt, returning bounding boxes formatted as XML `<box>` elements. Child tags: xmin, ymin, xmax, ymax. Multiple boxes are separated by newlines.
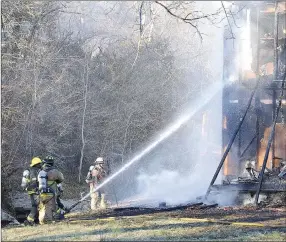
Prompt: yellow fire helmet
<box><xmin>30</xmin><ymin>157</ymin><xmax>42</xmax><ymax>167</ymax></box>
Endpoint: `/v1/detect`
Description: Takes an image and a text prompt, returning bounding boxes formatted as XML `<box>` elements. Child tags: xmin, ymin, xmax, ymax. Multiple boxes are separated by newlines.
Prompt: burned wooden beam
<box><xmin>211</xmin><ymin>182</ymin><xmax>286</xmax><ymax>193</ymax></box>
<box><xmin>205</xmin><ymin>77</ymin><xmax>261</xmax><ymax>199</ymax></box>
<box><xmin>156</xmin><ymin>202</ymin><xmax>203</xmax><ymax>212</ymax></box>
<box><xmin>113</xmin><ymin>202</ymin><xmax>203</xmax><ymax>213</ymax></box>
<box><xmin>113</xmin><ymin>207</ymin><xmax>152</xmax><ymax>212</ymax></box>
<box><xmin>199</xmin><ymin>203</ymin><xmax>218</xmax><ymax>209</ymax></box>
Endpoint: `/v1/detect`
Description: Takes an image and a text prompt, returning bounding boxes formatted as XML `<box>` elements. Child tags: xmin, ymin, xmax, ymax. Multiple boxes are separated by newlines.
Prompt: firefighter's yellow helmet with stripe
<box><xmin>30</xmin><ymin>157</ymin><xmax>42</xmax><ymax>167</ymax></box>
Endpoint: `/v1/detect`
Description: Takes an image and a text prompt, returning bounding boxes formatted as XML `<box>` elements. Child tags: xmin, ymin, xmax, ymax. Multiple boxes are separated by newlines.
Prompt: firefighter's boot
<box><xmin>24</xmin><ymin>216</ymin><xmax>35</xmax><ymax>226</ymax></box>
<box><xmin>100</xmin><ymin>193</ymin><xmax>107</xmax><ymax>209</ymax></box>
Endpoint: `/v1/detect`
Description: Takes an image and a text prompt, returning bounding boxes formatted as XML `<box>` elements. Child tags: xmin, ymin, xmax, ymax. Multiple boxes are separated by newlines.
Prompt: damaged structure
<box><xmin>4</xmin><ymin>2</ymin><xmax>286</xmax><ymax>227</ymax></box>
<box><xmin>206</xmin><ymin>1</ymin><xmax>286</xmax><ymax>205</ymax></box>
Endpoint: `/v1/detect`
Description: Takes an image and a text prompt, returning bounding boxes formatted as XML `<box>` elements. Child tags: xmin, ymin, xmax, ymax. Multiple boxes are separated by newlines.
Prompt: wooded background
<box><xmin>1</xmin><ymin>1</ymin><xmax>233</xmax><ymax>210</ymax></box>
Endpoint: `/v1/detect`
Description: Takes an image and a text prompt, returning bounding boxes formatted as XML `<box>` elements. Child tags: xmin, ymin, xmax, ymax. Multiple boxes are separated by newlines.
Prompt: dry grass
<box><xmin>2</xmin><ymin>208</ymin><xmax>286</xmax><ymax>241</ymax></box>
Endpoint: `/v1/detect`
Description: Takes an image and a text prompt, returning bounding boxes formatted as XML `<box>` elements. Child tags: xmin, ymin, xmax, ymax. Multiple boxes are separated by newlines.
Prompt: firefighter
<box><xmin>86</xmin><ymin>157</ymin><xmax>107</xmax><ymax>210</ymax></box>
<box><xmin>21</xmin><ymin>157</ymin><xmax>42</xmax><ymax>225</ymax></box>
<box><xmin>37</xmin><ymin>155</ymin><xmax>64</xmax><ymax>224</ymax></box>
<box><xmin>278</xmin><ymin>161</ymin><xmax>286</xmax><ymax>179</ymax></box>
<box><xmin>245</xmin><ymin>160</ymin><xmax>258</xmax><ymax>179</ymax></box>
<box><xmin>278</xmin><ymin>44</ymin><xmax>286</xmax><ymax>66</ymax></box>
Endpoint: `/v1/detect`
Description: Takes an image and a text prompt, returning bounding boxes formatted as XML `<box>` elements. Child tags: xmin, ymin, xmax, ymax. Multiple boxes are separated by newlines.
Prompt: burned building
<box><xmin>207</xmin><ymin>1</ymin><xmax>286</xmax><ymax>205</ymax></box>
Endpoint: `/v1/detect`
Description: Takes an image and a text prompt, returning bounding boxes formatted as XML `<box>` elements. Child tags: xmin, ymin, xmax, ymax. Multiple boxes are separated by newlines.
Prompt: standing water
<box><xmin>78</xmin><ymin>81</ymin><xmax>224</xmax><ymax>203</ymax></box>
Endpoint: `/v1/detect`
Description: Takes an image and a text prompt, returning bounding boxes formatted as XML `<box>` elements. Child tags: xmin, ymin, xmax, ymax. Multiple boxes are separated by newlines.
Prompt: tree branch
<box><xmin>139</xmin><ymin>1</ymin><xmax>144</xmax><ymax>37</ymax></box>
<box><xmin>221</xmin><ymin>1</ymin><xmax>235</xmax><ymax>39</ymax></box>
<box><xmin>155</xmin><ymin>1</ymin><xmax>203</xmax><ymax>42</ymax></box>
<box><xmin>78</xmin><ymin>54</ymin><xmax>90</xmax><ymax>183</ymax></box>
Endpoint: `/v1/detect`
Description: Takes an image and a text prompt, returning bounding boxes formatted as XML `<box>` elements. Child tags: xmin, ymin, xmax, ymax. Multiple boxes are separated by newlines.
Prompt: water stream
<box><xmin>79</xmin><ymin>81</ymin><xmax>224</xmax><ymax>203</ymax></box>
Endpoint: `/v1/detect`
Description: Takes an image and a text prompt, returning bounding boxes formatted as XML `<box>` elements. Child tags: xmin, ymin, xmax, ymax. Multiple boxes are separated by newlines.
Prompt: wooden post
<box><xmin>272</xmin><ymin>1</ymin><xmax>279</xmax><ymax>168</ymax></box>
<box><xmin>255</xmin><ymin>78</ymin><xmax>285</xmax><ymax>206</ymax></box>
<box><xmin>255</xmin><ymin>5</ymin><xmax>261</xmax><ymax>169</ymax></box>
<box><xmin>274</xmin><ymin>1</ymin><xmax>279</xmax><ymax>80</ymax></box>
<box><xmin>205</xmin><ymin>80</ymin><xmax>260</xmax><ymax>198</ymax></box>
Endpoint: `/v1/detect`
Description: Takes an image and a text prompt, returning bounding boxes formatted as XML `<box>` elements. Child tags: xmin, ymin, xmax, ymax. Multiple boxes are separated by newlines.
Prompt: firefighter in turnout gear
<box><xmin>21</xmin><ymin>157</ymin><xmax>42</xmax><ymax>225</ymax></box>
<box><xmin>86</xmin><ymin>157</ymin><xmax>108</xmax><ymax>210</ymax></box>
<box><xmin>245</xmin><ymin>160</ymin><xmax>258</xmax><ymax>180</ymax></box>
<box><xmin>278</xmin><ymin>161</ymin><xmax>286</xmax><ymax>179</ymax></box>
<box><xmin>37</xmin><ymin>155</ymin><xmax>64</xmax><ymax>224</ymax></box>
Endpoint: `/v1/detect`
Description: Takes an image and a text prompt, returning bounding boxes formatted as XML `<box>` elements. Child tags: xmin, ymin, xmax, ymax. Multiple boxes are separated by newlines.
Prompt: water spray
<box><xmin>67</xmin><ymin>81</ymin><xmax>224</xmax><ymax>212</ymax></box>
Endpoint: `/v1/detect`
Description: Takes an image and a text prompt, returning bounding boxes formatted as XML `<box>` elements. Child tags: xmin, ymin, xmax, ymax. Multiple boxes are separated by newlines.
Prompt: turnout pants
<box><xmin>27</xmin><ymin>194</ymin><xmax>38</xmax><ymax>222</ymax></box>
<box><xmin>38</xmin><ymin>193</ymin><xmax>56</xmax><ymax>224</ymax></box>
<box><xmin>90</xmin><ymin>191</ymin><xmax>106</xmax><ymax>210</ymax></box>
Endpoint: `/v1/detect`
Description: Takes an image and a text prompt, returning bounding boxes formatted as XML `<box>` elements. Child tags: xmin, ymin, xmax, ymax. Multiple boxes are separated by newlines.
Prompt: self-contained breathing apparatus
<box><xmin>22</xmin><ymin>170</ymin><xmax>39</xmax><ymax>194</ymax></box>
<box><xmin>37</xmin><ymin>156</ymin><xmax>67</xmax><ymax>220</ymax></box>
<box><xmin>21</xmin><ymin>157</ymin><xmax>42</xmax><ymax>194</ymax></box>
<box><xmin>37</xmin><ymin>156</ymin><xmax>56</xmax><ymax>202</ymax></box>
<box><xmin>38</xmin><ymin>169</ymin><xmax>53</xmax><ymax>194</ymax></box>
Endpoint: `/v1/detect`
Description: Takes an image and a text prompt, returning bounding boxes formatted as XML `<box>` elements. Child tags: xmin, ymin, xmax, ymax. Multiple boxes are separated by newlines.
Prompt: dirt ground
<box><xmin>2</xmin><ymin>205</ymin><xmax>286</xmax><ymax>241</ymax></box>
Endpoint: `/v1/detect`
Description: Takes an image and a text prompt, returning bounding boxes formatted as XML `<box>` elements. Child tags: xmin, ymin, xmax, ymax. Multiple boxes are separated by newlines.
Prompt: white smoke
<box><xmin>131</xmin><ymin>1</ymin><xmax>242</xmax><ymax>207</ymax></box>
<box><xmin>136</xmin><ymin>164</ymin><xmax>215</xmax><ymax>205</ymax></box>
<box><xmin>62</xmin><ymin>1</ymin><xmax>242</xmax><ymax>207</ymax></box>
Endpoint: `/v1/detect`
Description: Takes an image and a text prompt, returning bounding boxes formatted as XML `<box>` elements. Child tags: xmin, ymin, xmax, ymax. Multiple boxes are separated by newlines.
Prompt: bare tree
<box><xmin>78</xmin><ymin>54</ymin><xmax>90</xmax><ymax>183</ymax></box>
<box><xmin>154</xmin><ymin>1</ymin><xmax>223</xmax><ymax>41</ymax></box>
<box><xmin>2</xmin><ymin>0</ymin><xmax>232</xmax><ymax>204</ymax></box>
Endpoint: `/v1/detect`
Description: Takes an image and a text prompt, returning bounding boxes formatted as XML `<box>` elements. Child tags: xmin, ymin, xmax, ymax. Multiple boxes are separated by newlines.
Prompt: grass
<box><xmin>2</xmin><ymin>209</ymin><xmax>286</xmax><ymax>241</ymax></box>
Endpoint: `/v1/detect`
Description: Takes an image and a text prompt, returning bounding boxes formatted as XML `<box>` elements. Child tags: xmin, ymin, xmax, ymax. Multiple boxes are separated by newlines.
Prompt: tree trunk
<box><xmin>78</xmin><ymin>55</ymin><xmax>89</xmax><ymax>183</ymax></box>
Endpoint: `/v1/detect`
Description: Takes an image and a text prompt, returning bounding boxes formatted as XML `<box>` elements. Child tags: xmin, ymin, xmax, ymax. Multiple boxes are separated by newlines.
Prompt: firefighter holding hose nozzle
<box><xmin>86</xmin><ymin>157</ymin><xmax>108</xmax><ymax>210</ymax></box>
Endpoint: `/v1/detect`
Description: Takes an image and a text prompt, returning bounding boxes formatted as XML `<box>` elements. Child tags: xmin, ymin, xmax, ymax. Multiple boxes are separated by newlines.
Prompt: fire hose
<box><xmin>66</xmin><ymin>197</ymin><xmax>86</xmax><ymax>213</ymax></box>
<box><xmin>65</xmin><ymin>189</ymin><xmax>95</xmax><ymax>213</ymax></box>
